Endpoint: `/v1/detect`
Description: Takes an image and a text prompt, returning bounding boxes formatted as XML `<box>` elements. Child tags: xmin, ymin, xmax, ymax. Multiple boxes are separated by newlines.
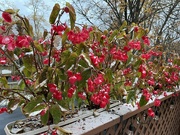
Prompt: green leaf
<box><xmin>65</xmin><ymin>52</ymin><xmax>78</xmax><ymax>70</ymax></box>
<box><xmin>126</xmin><ymin>90</ymin><xmax>136</xmax><ymax>103</ymax></box>
<box><xmin>30</xmin><ymin>104</ymin><xmax>46</xmax><ymax>113</ymax></box>
<box><xmin>134</xmin><ymin>59</ymin><xmax>142</xmax><ymax>69</ymax></box>
<box><xmin>56</xmin><ymin>68</ymin><xmax>66</xmax><ymax>80</ymax></box>
<box><xmin>0</xmin><ymin>77</ymin><xmax>8</xmax><ymax>88</ymax></box>
<box><xmin>14</xmin><ymin>48</ymin><xmax>22</xmax><ymax>56</ymax></box>
<box><xmin>78</xmin><ymin>59</ymin><xmax>89</xmax><ymax>68</ymax></box>
<box><xmin>119</xmin><ymin>21</ymin><xmax>127</xmax><ymax>31</ymax></box>
<box><xmin>8</xmin><ymin>99</ymin><xmax>20</xmax><ymax>111</ymax></box>
<box><xmin>81</xmin><ymin>53</ymin><xmax>94</xmax><ymax>68</ymax></box>
<box><xmin>24</xmin><ymin>17</ymin><xmax>33</xmax><ymax>36</ymax></box>
<box><xmin>49</xmin><ymin>3</ymin><xmax>60</xmax><ymax>24</ymax></box>
<box><xmin>173</xmin><ymin>58</ymin><xmax>180</xmax><ymax>66</ymax></box>
<box><xmin>39</xmin><ymin>66</ymin><xmax>48</xmax><ymax>83</ymax></box>
<box><xmin>34</xmin><ymin>41</ymin><xmax>44</xmax><ymax>52</ymax></box>
<box><xmin>139</xmin><ymin>95</ymin><xmax>148</xmax><ymax>107</ymax></box>
<box><xmin>105</xmin><ymin>69</ymin><xmax>113</xmax><ymax>83</ymax></box>
<box><xmin>23</xmin><ymin>95</ymin><xmax>44</xmax><ymax>113</ymax></box>
<box><xmin>18</xmin><ymin>80</ymin><xmax>25</xmax><ymax>90</ymax></box>
<box><xmin>41</xmin><ymin>109</ymin><xmax>49</xmax><ymax>125</ymax></box>
<box><xmin>76</xmin><ymin>43</ymin><xmax>88</xmax><ymax>54</ymax></box>
<box><xmin>126</xmin><ymin>51</ymin><xmax>133</xmax><ymax>66</ymax></box>
<box><xmin>5</xmin><ymin>9</ymin><xmax>16</xmax><ymax>14</ymax></box>
<box><xmin>23</xmin><ymin>67</ymin><xmax>32</xmax><ymax>77</ymax></box>
<box><xmin>81</xmin><ymin>68</ymin><xmax>91</xmax><ymax>81</ymax></box>
<box><xmin>43</xmin><ymin>29</ymin><xmax>48</xmax><ymax>39</ymax></box>
<box><xmin>22</xmin><ymin>55</ymin><xmax>34</xmax><ymax>71</ymax></box>
<box><xmin>135</xmin><ymin>27</ymin><xmax>146</xmax><ymax>39</ymax></box>
<box><xmin>60</xmin><ymin>50</ymin><xmax>71</xmax><ymax>64</ymax></box>
<box><xmin>50</xmin><ymin>104</ymin><xmax>61</xmax><ymax>124</ymax></box>
<box><xmin>66</xmin><ymin>2</ymin><xmax>76</xmax><ymax>29</ymax></box>
<box><xmin>62</xmin><ymin>28</ymin><xmax>70</xmax><ymax>45</ymax></box>
<box><xmin>29</xmin><ymin>104</ymin><xmax>46</xmax><ymax>116</ymax></box>
<box><xmin>109</xmin><ymin>30</ymin><xmax>118</xmax><ymax>41</ymax></box>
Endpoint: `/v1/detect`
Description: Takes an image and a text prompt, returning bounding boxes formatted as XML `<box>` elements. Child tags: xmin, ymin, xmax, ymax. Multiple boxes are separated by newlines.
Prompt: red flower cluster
<box><xmin>163</xmin><ymin>71</ymin><xmax>179</xmax><ymax>86</ymax></box>
<box><xmin>141</xmin><ymin>53</ymin><xmax>151</xmax><ymax>60</ymax></box>
<box><xmin>93</xmin><ymin>73</ymin><xmax>105</xmax><ymax>86</ymax></box>
<box><xmin>63</xmin><ymin>7</ymin><xmax>69</xmax><ymax>13</ymax></box>
<box><xmin>128</xmin><ymin>40</ymin><xmax>141</xmax><ymax>50</ymax></box>
<box><xmin>147</xmin><ymin>108</ymin><xmax>155</xmax><ymax>117</ymax></box>
<box><xmin>67</xmin><ymin>85</ymin><xmax>76</xmax><ymax>98</ymax></box>
<box><xmin>11</xmin><ymin>75</ymin><xmax>21</xmax><ymax>81</ymax></box>
<box><xmin>78</xmin><ymin>92</ymin><xmax>86</xmax><ymax>100</ymax></box>
<box><xmin>124</xmin><ymin>79</ymin><xmax>132</xmax><ymax>86</ymax></box>
<box><xmin>89</xmin><ymin>53</ymin><xmax>105</xmax><ymax>67</ymax></box>
<box><xmin>2</xmin><ymin>12</ymin><xmax>12</xmax><ymax>23</ymax></box>
<box><xmin>110</xmin><ymin>47</ymin><xmax>128</xmax><ymax>62</ymax></box>
<box><xmin>0</xmin><ymin>107</ymin><xmax>8</xmax><ymax>114</ymax></box>
<box><xmin>163</xmin><ymin>92</ymin><xmax>167</xmax><ymax>97</ymax></box>
<box><xmin>134</xmin><ymin>26</ymin><xmax>139</xmax><ymax>32</ymax></box>
<box><xmin>123</xmin><ymin>67</ymin><xmax>132</xmax><ymax>75</ymax></box>
<box><xmin>0</xmin><ymin>35</ymin><xmax>32</xmax><ymax>51</ymax></box>
<box><xmin>147</xmin><ymin>78</ymin><xmax>155</xmax><ymax>86</ymax></box>
<box><xmin>142</xmin><ymin>89</ymin><xmax>152</xmax><ymax>101</ymax></box>
<box><xmin>68</xmin><ymin>27</ymin><xmax>92</xmax><ymax>44</ymax></box>
<box><xmin>52</xmin><ymin>49</ymin><xmax>62</xmax><ymax>62</ymax></box>
<box><xmin>43</xmin><ymin>58</ymin><xmax>50</xmax><ymax>65</ymax></box>
<box><xmin>51</xmin><ymin>23</ymin><xmax>67</xmax><ymax>35</ymax></box>
<box><xmin>48</xmin><ymin>83</ymin><xmax>62</xmax><ymax>100</ymax></box>
<box><xmin>87</xmin><ymin>74</ymin><xmax>110</xmax><ymax>108</ymax></box>
<box><xmin>154</xmin><ymin>98</ymin><xmax>161</xmax><ymax>107</ymax></box>
<box><xmin>40</xmin><ymin>109</ymin><xmax>46</xmax><ymax>116</ymax></box>
<box><xmin>138</xmin><ymin>64</ymin><xmax>147</xmax><ymax>79</ymax></box>
<box><xmin>67</xmin><ymin>70</ymin><xmax>82</xmax><ymax>85</ymax></box>
<box><xmin>90</xmin><ymin>84</ymin><xmax>110</xmax><ymax>108</ymax></box>
<box><xmin>142</xmin><ymin>36</ymin><xmax>150</xmax><ymax>45</ymax></box>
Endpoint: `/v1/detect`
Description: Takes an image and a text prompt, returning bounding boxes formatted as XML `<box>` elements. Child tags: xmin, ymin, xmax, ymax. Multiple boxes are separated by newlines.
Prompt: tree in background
<box><xmin>72</xmin><ymin>0</ymin><xmax>180</xmax><ymax>53</ymax></box>
<box><xmin>0</xmin><ymin>0</ymin><xmax>49</xmax><ymax>39</ymax></box>
<box><xmin>25</xmin><ymin>0</ymin><xmax>49</xmax><ymax>39</ymax></box>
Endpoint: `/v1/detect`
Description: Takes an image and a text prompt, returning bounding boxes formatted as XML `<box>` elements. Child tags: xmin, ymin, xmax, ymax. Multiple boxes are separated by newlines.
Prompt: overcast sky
<box><xmin>0</xmin><ymin>0</ymin><xmax>74</xmax><ymax>30</ymax></box>
<box><xmin>1</xmin><ymin>0</ymin><xmax>72</xmax><ymax>16</ymax></box>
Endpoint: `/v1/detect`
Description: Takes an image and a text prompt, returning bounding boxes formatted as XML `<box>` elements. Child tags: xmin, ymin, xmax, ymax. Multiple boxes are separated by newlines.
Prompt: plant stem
<box><xmin>0</xmin><ymin>88</ymin><xmax>29</xmax><ymax>101</ymax></box>
<box><xmin>0</xmin><ymin>48</ymin><xmax>35</xmax><ymax>96</ymax></box>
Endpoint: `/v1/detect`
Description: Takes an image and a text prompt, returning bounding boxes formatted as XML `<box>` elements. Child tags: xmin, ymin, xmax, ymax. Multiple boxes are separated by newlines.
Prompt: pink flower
<box><xmin>88</xmin><ymin>78</ymin><xmax>95</xmax><ymax>92</ymax></box>
<box><xmin>69</xmin><ymin>75</ymin><xmax>77</xmax><ymax>85</ymax></box>
<box><xmin>147</xmin><ymin>78</ymin><xmax>155</xmax><ymax>86</ymax></box>
<box><xmin>154</xmin><ymin>98</ymin><xmax>161</xmax><ymax>107</ymax></box>
<box><xmin>94</xmin><ymin>74</ymin><xmax>104</xmax><ymax>85</ymax></box>
<box><xmin>142</xmin><ymin>36</ymin><xmax>150</xmax><ymax>45</ymax></box>
<box><xmin>128</xmin><ymin>40</ymin><xmax>141</xmax><ymax>50</ymax></box>
<box><xmin>75</xmin><ymin>72</ymin><xmax>82</xmax><ymax>81</ymax></box>
<box><xmin>142</xmin><ymin>89</ymin><xmax>151</xmax><ymax>101</ymax></box>
<box><xmin>141</xmin><ymin>53</ymin><xmax>151</xmax><ymax>60</ymax></box>
<box><xmin>110</xmin><ymin>47</ymin><xmax>128</xmax><ymax>61</ymax></box>
<box><xmin>134</xmin><ymin>26</ymin><xmax>139</xmax><ymax>32</ymax></box>
<box><xmin>16</xmin><ymin>36</ymin><xmax>31</xmax><ymax>48</ymax></box>
<box><xmin>67</xmin><ymin>27</ymin><xmax>90</xmax><ymax>44</ymax></box>
<box><xmin>43</xmin><ymin>58</ymin><xmax>50</xmax><ymax>65</ymax></box>
<box><xmin>148</xmin><ymin>108</ymin><xmax>155</xmax><ymax>117</ymax></box>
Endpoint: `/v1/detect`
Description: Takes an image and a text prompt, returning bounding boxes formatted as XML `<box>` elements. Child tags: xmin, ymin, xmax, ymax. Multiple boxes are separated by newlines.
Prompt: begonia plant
<box><xmin>0</xmin><ymin>2</ymin><xmax>180</xmax><ymax>127</ymax></box>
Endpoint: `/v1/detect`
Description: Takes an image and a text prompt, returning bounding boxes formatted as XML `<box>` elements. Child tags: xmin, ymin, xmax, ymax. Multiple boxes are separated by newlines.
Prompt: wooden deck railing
<box><xmin>61</xmin><ymin>91</ymin><xmax>180</xmax><ymax>135</ymax></box>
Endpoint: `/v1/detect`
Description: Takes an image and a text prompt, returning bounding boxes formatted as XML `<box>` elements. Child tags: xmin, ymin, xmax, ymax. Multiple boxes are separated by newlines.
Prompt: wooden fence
<box><xmin>61</xmin><ymin>91</ymin><xmax>180</xmax><ymax>135</ymax></box>
<box><xmin>94</xmin><ymin>93</ymin><xmax>180</xmax><ymax>135</ymax></box>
